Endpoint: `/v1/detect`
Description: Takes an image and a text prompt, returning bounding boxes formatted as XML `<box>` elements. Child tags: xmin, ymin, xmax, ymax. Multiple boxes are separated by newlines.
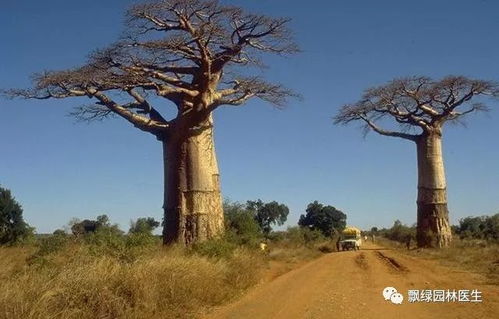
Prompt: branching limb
<box><xmin>69</xmin><ymin>104</ymin><xmax>115</xmax><ymax>122</ymax></box>
<box><xmin>358</xmin><ymin>115</ymin><xmax>418</xmax><ymax>141</ymax></box>
<box><xmin>335</xmin><ymin>76</ymin><xmax>499</xmax><ymax>140</ymax></box>
<box><xmin>209</xmin><ymin>77</ymin><xmax>298</xmax><ymax>111</ymax></box>
<box><xmin>3</xmin><ymin>0</ymin><xmax>299</xmax><ymax>135</ymax></box>
<box><xmin>87</xmin><ymin>88</ymin><xmax>169</xmax><ymax>134</ymax></box>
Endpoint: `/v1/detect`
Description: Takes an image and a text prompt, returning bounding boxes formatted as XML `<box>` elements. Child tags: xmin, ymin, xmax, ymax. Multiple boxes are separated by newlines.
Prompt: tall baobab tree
<box><xmin>3</xmin><ymin>0</ymin><xmax>298</xmax><ymax>245</ymax></box>
<box><xmin>334</xmin><ymin>76</ymin><xmax>498</xmax><ymax>248</ymax></box>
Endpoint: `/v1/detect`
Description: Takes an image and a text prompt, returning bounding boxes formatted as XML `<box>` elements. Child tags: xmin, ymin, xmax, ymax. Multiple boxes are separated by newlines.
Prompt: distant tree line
<box><xmin>2</xmin><ymin>186</ymin><xmax>351</xmax><ymax>248</ymax></box>
<box><xmin>224</xmin><ymin>199</ymin><xmax>347</xmax><ymax>244</ymax></box>
<box><xmin>67</xmin><ymin>215</ymin><xmax>161</xmax><ymax>237</ymax></box>
<box><xmin>377</xmin><ymin>220</ymin><xmax>416</xmax><ymax>244</ymax></box>
<box><xmin>369</xmin><ymin>213</ymin><xmax>499</xmax><ymax>245</ymax></box>
<box><xmin>453</xmin><ymin>214</ymin><xmax>499</xmax><ymax>241</ymax></box>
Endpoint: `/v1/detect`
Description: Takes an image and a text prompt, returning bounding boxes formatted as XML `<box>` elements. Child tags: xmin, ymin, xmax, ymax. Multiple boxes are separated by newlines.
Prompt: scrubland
<box><xmin>0</xmin><ymin>228</ymin><xmax>329</xmax><ymax>319</ymax></box>
<box><xmin>378</xmin><ymin>237</ymin><xmax>499</xmax><ymax>284</ymax></box>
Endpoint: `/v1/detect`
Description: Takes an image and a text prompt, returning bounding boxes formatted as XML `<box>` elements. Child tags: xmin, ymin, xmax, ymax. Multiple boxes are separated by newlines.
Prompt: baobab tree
<box><xmin>334</xmin><ymin>76</ymin><xmax>498</xmax><ymax>248</ymax></box>
<box><xmin>3</xmin><ymin>0</ymin><xmax>298</xmax><ymax>245</ymax></box>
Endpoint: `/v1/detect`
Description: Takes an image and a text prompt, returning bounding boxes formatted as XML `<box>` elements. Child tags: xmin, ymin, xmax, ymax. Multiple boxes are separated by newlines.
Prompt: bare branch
<box><xmin>69</xmin><ymin>104</ymin><xmax>115</xmax><ymax>122</ymax></box>
<box><xmin>87</xmin><ymin>88</ymin><xmax>169</xmax><ymax>134</ymax></box>
<box><xmin>359</xmin><ymin>115</ymin><xmax>418</xmax><ymax>141</ymax></box>
<box><xmin>210</xmin><ymin>77</ymin><xmax>299</xmax><ymax>110</ymax></box>
<box><xmin>334</xmin><ymin>76</ymin><xmax>499</xmax><ymax>140</ymax></box>
<box><xmin>334</xmin><ymin>103</ymin><xmax>418</xmax><ymax>141</ymax></box>
<box><xmin>4</xmin><ymin>0</ymin><xmax>298</xmax><ymax>134</ymax></box>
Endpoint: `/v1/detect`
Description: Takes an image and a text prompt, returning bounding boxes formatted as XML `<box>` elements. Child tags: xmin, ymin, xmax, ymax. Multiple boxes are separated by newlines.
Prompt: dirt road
<box><xmin>206</xmin><ymin>242</ymin><xmax>499</xmax><ymax>319</ymax></box>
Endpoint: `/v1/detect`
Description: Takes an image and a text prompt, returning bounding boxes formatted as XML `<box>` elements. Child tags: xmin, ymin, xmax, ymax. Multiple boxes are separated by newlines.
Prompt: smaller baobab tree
<box><xmin>2</xmin><ymin>0</ymin><xmax>298</xmax><ymax>246</ymax></box>
<box><xmin>334</xmin><ymin>76</ymin><xmax>498</xmax><ymax>248</ymax></box>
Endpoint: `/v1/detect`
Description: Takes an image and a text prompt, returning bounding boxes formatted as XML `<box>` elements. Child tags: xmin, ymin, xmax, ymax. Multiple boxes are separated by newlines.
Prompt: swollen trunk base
<box><xmin>162</xmin><ymin>117</ymin><xmax>224</xmax><ymax>245</ymax></box>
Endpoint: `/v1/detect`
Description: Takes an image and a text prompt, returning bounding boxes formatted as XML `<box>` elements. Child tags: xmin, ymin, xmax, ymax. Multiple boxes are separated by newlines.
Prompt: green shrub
<box><xmin>302</xmin><ymin>227</ymin><xmax>325</xmax><ymax>243</ymax></box>
<box><xmin>267</xmin><ymin>231</ymin><xmax>285</xmax><ymax>242</ymax></box>
<box><xmin>382</xmin><ymin>220</ymin><xmax>416</xmax><ymax>244</ymax></box>
<box><xmin>126</xmin><ymin>232</ymin><xmax>159</xmax><ymax>248</ymax></box>
<box><xmin>456</xmin><ymin>214</ymin><xmax>499</xmax><ymax>241</ymax></box>
<box><xmin>129</xmin><ymin>217</ymin><xmax>160</xmax><ymax>235</ymax></box>
<box><xmin>192</xmin><ymin>239</ymin><xmax>237</xmax><ymax>259</ymax></box>
<box><xmin>282</xmin><ymin>226</ymin><xmax>325</xmax><ymax>247</ymax></box>
<box><xmin>223</xmin><ymin>200</ymin><xmax>265</xmax><ymax>248</ymax></box>
<box><xmin>27</xmin><ymin>233</ymin><xmax>70</xmax><ymax>267</ymax></box>
<box><xmin>37</xmin><ymin>233</ymin><xmax>69</xmax><ymax>256</ymax></box>
<box><xmin>83</xmin><ymin>226</ymin><xmax>127</xmax><ymax>258</ymax></box>
<box><xmin>0</xmin><ymin>186</ymin><xmax>35</xmax><ymax>246</ymax></box>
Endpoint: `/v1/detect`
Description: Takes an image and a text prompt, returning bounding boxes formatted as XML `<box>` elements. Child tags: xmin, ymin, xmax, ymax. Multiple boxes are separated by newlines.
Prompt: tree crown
<box><xmin>334</xmin><ymin>76</ymin><xmax>499</xmax><ymax>141</ymax></box>
<box><xmin>247</xmin><ymin>199</ymin><xmax>289</xmax><ymax>235</ymax></box>
<box><xmin>129</xmin><ymin>217</ymin><xmax>160</xmax><ymax>234</ymax></box>
<box><xmin>298</xmin><ymin>201</ymin><xmax>346</xmax><ymax>237</ymax></box>
<box><xmin>0</xmin><ymin>186</ymin><xmax>34</xmax><ymax>245</ymax></box>
<box><xmin>3</xmin><ymin>0</ymin><xmax>298</xmax><ymax>138</ymax></box>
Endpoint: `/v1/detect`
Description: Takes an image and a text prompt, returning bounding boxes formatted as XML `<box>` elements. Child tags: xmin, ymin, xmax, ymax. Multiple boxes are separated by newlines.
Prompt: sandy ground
<box><xmin>205</xmin><ymin>242</ymin><xmax>499</xmax><ymax>319</ymax></box>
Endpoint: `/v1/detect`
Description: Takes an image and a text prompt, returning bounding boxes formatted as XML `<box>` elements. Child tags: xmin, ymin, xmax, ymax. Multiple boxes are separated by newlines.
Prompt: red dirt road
<box><xmin>206</xmin><ymin>243</ymin><xmax>499</xmax><ymax>319</ymax></box>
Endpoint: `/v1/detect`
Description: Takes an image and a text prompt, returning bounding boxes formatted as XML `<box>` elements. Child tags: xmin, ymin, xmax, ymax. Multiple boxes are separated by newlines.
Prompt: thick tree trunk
<box><xmin>162</xmin><ymin>115</ymin><xmax>224</xmax><ymax>245</ymax></box>
<box><xmin>416</xmin><ymin>132</ymin><xmax>452</xmax><ymax>248</ymax></box>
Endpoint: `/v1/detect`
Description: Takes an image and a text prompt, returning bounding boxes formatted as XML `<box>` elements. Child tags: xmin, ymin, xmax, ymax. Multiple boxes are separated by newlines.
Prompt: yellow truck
<box><xmin>339</xmin><ymin>226</ymin><xmax>362</xmax><ymax>251</ymax></box>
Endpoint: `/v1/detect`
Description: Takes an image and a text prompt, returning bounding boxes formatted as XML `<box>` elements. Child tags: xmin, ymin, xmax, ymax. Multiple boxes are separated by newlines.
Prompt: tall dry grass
<box><xmin>0</xmin><ymin>244</ymin><xmax>263</xmax><ymax>319</ymax></box>
<box><xmin>0</xmin><ymin>224</ymin><xmax>332</xmax><ymax>319</ymax></box>
<box><xmin>378</xmin><ymin>237</ymin><xmax>499</xmax><ymax>284</ymax></box>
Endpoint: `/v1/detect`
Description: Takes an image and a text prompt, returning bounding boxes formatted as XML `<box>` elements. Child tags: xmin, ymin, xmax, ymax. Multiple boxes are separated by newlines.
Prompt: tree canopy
<box><xmin>223</xmin><ymin>200</ymin><xmax>262</xmax><ymax>245</ymax></box>
<box><xmin>129</xmin><ymin>217</ymin><xmax>160</xmax><ymax>235</ymax></box>
<box><xmin>247</xmin><ymin>199</ymin><xmax>289</xmax><ymax>235</ymax></box>
<box><xmin>71</xmin><ymin>214</ymin><xmax>115</xmax><ymax>236</ymax></box>
<box><xmin>455</xmin><ymin>214</ymin><xmax>499</xmax><ymax>241</ymax></box>
<box><xmin>335</xmin><ymin>76</ymin><xmax>499</xmax><ymax>141</ymax></box>
<box><xmin>1</xmin><ymin>0</ymin><xmax>299</xmax><ymax>245</ymax></box>
<box><xmin>0</xmin><ymin>186</ymin><xmax>33</xmax><ymax>245</ymax></box>
<box><xmin>4</xmin><ymin>0</ymin><xmax>298</xmax><ymax>138</ymax></box>
<box><xmin>298</xmin><ymin>201</ymin><xmax>346</xmax><ymax>237</ymax></box>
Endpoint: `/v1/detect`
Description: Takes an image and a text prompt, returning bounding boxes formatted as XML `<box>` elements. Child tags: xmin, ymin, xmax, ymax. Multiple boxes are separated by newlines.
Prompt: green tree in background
<box><xmin>384</xmin><ymin>220</ymin><xmax>416</xmax><ymax>243</ymax></box>
<box><xmin>129</xmin><ymin>217</ymin><xmax>160</xmax><ymax>235</ymax></box>
<box><xmin>0</xmin><ymin>186</ymin><xmax>34</xmax><ymax>245</ymax></box>
<box><xmin>247</xmin><ymin>199</ymin><xmax>289</xmax><ymax>235</ymax></box>
<box><xmin>223</xmin><ymin>200</ymin><xmax>262</xmax><ymax>245</ymax></box>
<box><xmin>298</xmin><ymin>201</ymin><xmax>346</xmax><ymax>237</ymax></box>
<box><xmin>456</xmin><ymin>214</ymin><xmax>499</xmax><ymax>241</ymax></box>
<box><xmin>70</xmin><ymin>214</ymin><xmax>118</xmax><ymax>236</ymax></box>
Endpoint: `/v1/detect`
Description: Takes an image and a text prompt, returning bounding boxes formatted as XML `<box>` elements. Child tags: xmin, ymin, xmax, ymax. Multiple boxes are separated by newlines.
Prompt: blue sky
<box><xmin>1</xmin><ymin>0</ymin><xmax>498</xmax><ymax>233</ymax></box>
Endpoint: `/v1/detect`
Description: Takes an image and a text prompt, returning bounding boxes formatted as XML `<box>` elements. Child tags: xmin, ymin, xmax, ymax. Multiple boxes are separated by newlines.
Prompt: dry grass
<box><xmin>0</xmin><ymin>244</ymin><xmax>263</xmax><ymax>319</ymax></box>
<box><xmin>0</xmin><ymin>246</ymin><xmax>34</xmax><ymax>281</ymax></box>
<box><xmin>0</xmin><ymin>238</ymin><xmax>327</xmax><ymax>319</ymax></box>
<box><xmin>378</xmin><ymin>237</ymin><xmax>499</xmax><ymax>285</ymax></box>
<box><xmin>261</xmin><ymin>241</ymin><xmax>329</xmax><ymax>280</ymax></box>
<box><xmin>267</xmin><ymin>246</ymin><xmax>321</xmax><ymax>264</ymax></box>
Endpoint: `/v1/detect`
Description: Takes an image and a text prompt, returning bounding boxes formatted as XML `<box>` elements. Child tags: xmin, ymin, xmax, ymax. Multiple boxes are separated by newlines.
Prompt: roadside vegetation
<box><xmin>371</xmin><ymin>214</ymin><xmax>499</xmax><ymax>284</ymax></box>
<box><xmin>0</xmin><ymin>192</ymin><xmax>339</xmax><ymax>319</ymax></box>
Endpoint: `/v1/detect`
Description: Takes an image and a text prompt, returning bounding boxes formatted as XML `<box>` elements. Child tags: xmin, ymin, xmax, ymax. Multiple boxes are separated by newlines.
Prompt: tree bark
<box><xmin>416</xmin><ymin>132</ymin><xmax>452</xmax><ymax>248</ymax></box>
<box><xmin>162</xmin><ymin>115</ymin><xmax>224</xmax><ymax>245</ymax></box>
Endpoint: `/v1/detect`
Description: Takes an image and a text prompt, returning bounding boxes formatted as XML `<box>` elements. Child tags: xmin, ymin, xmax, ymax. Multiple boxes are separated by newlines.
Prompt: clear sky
<box><xmin>1</xmin><ymin>0</ymin><xmax>498</xmax><ymax>234</ymax></box>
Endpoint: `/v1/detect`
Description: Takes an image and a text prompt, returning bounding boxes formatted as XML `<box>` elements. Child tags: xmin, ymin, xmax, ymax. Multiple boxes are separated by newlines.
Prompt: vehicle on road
<box><xmin>339</xmin><ymin>226</ymin><xmax>362</xmax><ymax>251</ymax></box>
